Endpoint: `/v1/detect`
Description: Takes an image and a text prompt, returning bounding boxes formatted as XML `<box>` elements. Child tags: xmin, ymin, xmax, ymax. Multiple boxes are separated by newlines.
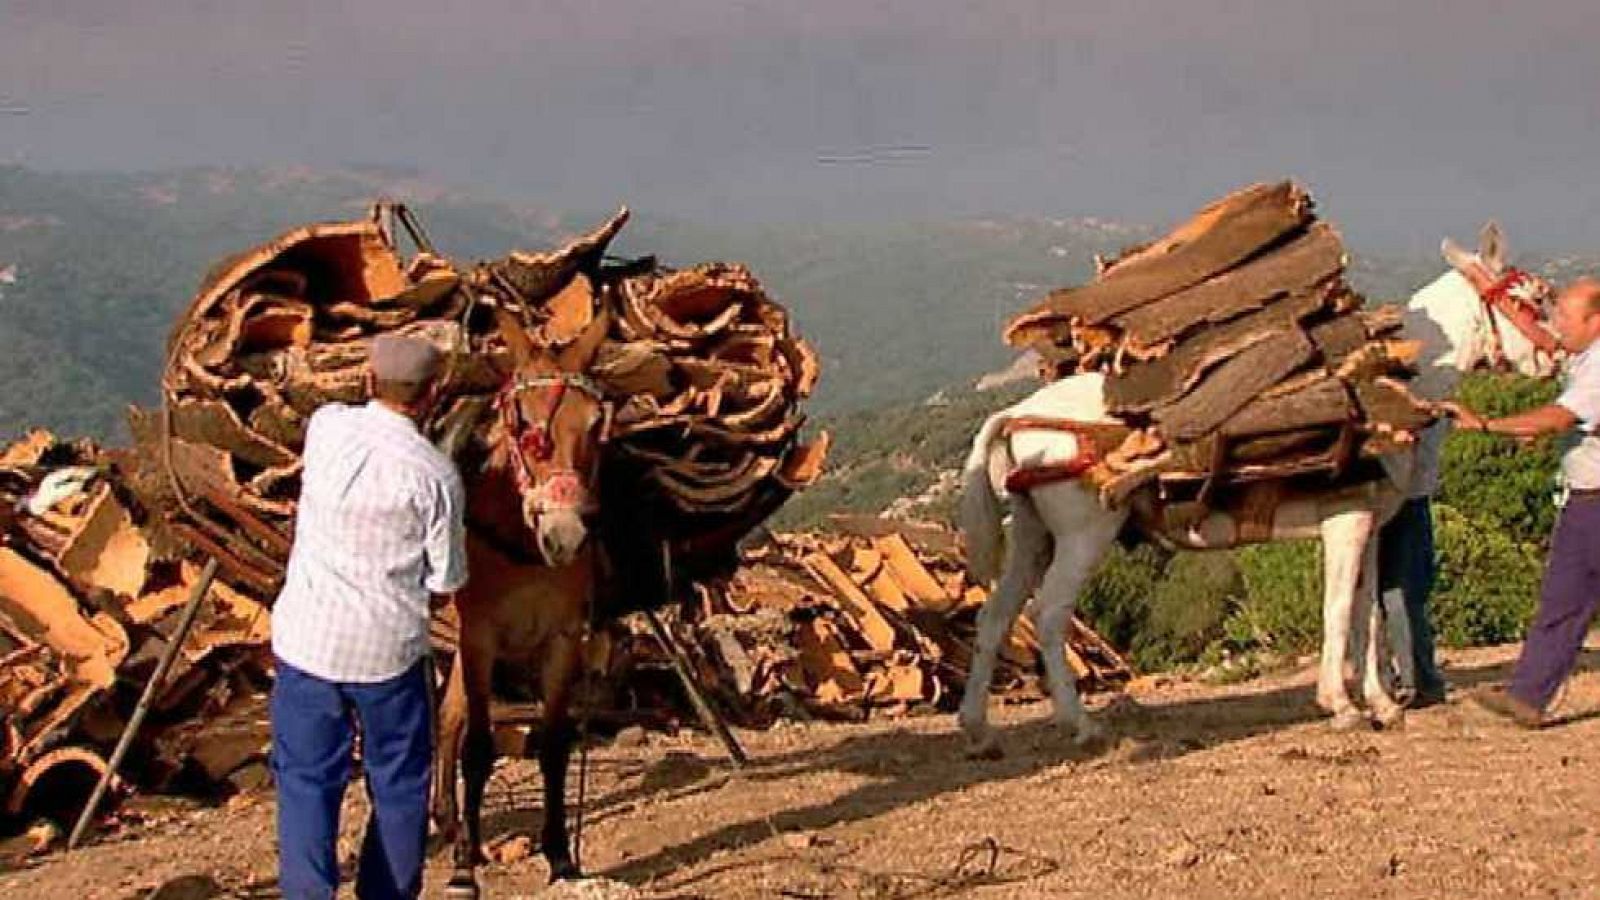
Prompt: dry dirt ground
<box><xmin>6</xmin><ymin>640</ymin><xmax>1600</xmax><ymax>899</ymax></box>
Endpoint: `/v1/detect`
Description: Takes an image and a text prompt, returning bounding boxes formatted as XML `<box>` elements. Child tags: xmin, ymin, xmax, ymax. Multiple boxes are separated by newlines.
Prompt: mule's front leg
<box><xmin>537</xmin><ymin>719</ymin><xmax>579</xmax><ymax>881</ymax></box>
<box><xmin>959</xmin><ymin>497</ymin><xmax>1048</xmax><ymax>759</ymax></box>
<box><xmin>432</xmin><ymin>658</ymin><xmax>467</xmax><ymax>843</ymax></box>
<box><xmin>1318</xmin><ymin>510</ymin><xmax>1374</xmax><ymax>730</ymax></box>
<box><xmin>537</xmin><ymin>636</ymin><xmax>582</xmax><ymax>882</ymax></box>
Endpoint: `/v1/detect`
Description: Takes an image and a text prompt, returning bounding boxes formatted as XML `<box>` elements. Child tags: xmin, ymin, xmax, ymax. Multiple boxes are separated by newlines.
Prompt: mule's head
<box><xmin>1438</xmin><ymin>221</ymin><xmax>1560</xmax><ymax>378</ymax></box>
<box><xmin>491</xmin><ymin>306</ymin><xmax>611</xmax><ymax>567</ymax></box>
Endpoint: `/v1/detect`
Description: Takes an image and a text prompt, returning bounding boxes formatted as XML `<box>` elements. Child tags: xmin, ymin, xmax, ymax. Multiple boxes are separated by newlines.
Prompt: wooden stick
<box><xmin>642</xmin><ymin>606</ymin><xmax>748</xmax><ymax>769</ymax></box>
<box><xmin>68</xmin><ymin>557</ymin><xmax>220</xmax><ymax>850</ymax></box>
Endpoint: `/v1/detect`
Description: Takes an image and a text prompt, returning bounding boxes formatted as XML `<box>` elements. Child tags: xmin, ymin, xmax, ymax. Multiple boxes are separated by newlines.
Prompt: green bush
<box><xmin>1225</xmin><ymin>541</ymin><xmax>1324</xmax><ymax>655</ymax></box>
<box><xmin>1136</xmin><ymin>552</ymin><xmax>1240</xmax><ymax>670</ymax></box>
<box><xmin>1077</xmin><ymin>543</ymin><xmax>1168</xmax><ymax>657</ymax></box>
<box><xmin>1430</xmin><ymin>503</ymin><xmax>1543</xmax><ymax>647</ymax></box>
<box><xmin>1437</xmin><ymin>373</ymin><xmax>1563</xmax><ymax>546</ymax></box>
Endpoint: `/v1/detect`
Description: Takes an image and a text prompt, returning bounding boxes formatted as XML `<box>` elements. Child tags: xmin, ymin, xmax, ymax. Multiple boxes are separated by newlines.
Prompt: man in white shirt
<box><xmin>271</xmin><ymin>334</ymin><xmax>467</xmax><ymax>900</ymax></box>
<box><xmin>1445</xmin><ymin>277</ymin><xmax>1600</xmax><ymax>728</ymax></box>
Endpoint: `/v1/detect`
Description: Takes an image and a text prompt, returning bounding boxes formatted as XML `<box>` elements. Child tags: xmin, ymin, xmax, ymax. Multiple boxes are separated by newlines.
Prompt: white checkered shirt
<box><xmin>272</xmin><ymin>401</ymin><xmax>468</xmax><ymax>682</ymax></box>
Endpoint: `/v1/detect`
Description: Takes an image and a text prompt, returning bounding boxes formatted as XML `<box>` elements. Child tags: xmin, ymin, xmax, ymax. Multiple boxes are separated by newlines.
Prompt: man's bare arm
<box><xmin>1440</xmin><ymin>401</ymin><xmax>1577</xmax><ymax>438</ymax></box>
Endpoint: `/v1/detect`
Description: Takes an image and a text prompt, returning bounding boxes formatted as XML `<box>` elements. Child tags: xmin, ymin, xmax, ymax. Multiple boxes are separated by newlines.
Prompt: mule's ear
<box><xmin>558</xmin><ymin>305</ymin><xmax>611</xmax><ymax>372</ymax></box>
<box><xmin>494</xmin><ymin>304</ymin><xmax>536</xmax><ymax>366</ymax></box>
<box><xmin>1479</xmin><ymin>220</ymin><xmax>1507</xmax><ymax>274</ymax></box>
<box><xmin>1441</xmin><ymin>237</ymin><xmax>1481</xmax><ymax>275</ymax></box>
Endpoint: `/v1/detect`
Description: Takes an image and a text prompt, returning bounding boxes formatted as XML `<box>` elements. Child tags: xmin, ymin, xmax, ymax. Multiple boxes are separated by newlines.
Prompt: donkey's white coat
<box><xmin>958</xmin><ymin>232</ymin><xmax>1554</xmax><ymax>755</ymax></box>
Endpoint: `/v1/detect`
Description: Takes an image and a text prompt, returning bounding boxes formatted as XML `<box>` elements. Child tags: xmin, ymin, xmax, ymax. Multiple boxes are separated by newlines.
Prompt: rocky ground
<box><xmin>5</xmin><ymin>639</ymin><xmax>1600</xmax><ymax>899</ymax></box>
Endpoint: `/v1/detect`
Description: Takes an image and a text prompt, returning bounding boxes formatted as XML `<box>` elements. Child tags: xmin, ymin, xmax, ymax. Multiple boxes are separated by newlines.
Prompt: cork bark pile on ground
<box><xmin>0</xmin><ymin>430</ymin><xmax>274</xmax><ymax>825</ymax></box>
<box><xmin>598</xmin><ymin>516</ymin><xmax>1130</xmax><ymax>731</ymax></box>
<box><xmin>1004</xmin><ymin>181</ymin><xmax>1435</xmax><ymax>508</ymax></box>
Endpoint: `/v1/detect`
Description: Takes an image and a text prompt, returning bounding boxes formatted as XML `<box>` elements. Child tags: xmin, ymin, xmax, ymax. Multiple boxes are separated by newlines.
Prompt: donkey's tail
<box><xmin>960</xmin><ymin>412</ymin><xmax>1010</xmax><ymax>585</ymax></box>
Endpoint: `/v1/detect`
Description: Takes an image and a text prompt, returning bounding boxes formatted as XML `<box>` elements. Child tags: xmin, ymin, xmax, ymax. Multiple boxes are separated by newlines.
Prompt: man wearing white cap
<box><xmin>270</xmin><ymin>334</ymin><xmax>467</xmax><ymax>900</ymax></box>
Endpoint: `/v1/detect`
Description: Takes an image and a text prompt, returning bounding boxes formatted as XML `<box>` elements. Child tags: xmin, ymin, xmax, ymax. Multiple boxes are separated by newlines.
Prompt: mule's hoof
<box><xmin>444</xmin><ymin>874</ymin><xmax>480</xmax><ymax>900</ymax></box>
<box><xmin>431</xmin><ymin>818</ymin><xmax>459</xmax><ymax>844</ymax></box>
<box><xmin>964</xmin><ymin>733</ymin><xmax>1004</xmax><ymax>761</ymax></box>
<box><xmin>1329</xmin><ymin>709</ymin><xmax>1369</xmax><ymax>732</ymax></box>
<box><xmin>547</xmin><ymin>860</ymin><xmax>581</xmax><ymax>883</ymax></box>
<box><xmin>1372</xmin><ymin>707</ymin><xmax>1406</xmax><ymax>732</ymax></box>
<box><xmin>1057</xmin><ymin>716</ymin><xmax>1105</xmax><ymax>748</ymax></box>
<box><xmin>1073</xmin><ymin>723</ymin><xmax>1108</xmax><ymax>749</ymax></box>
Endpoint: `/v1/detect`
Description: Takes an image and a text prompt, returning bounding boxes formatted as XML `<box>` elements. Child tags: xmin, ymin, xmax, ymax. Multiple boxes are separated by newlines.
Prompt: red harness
<box><xmin>1478</xmin><ymin>268</ymin><xmax>1561</xmax><ymax>367</ymax></box>
<box><xmin>998</xmin><ymin>417</ymin><xmax>1107</xmax><ymax>494</ymax></box>
<box><xmin>494</xmin><ymin>373</ymin><xmax>609</xmax><ymax>517</ymax></box>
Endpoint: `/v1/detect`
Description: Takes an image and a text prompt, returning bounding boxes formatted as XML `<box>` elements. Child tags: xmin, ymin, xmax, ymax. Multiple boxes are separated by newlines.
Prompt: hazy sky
<box><xmin>4</xmin><ymin>1</ymin><xmax>1599</xmax><ymax>251</ymax></box>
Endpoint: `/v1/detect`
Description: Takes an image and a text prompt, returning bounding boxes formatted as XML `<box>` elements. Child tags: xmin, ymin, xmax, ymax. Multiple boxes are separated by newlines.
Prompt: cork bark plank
<box><xmin>1151</xmin><ymin>329</ymin><xmax>1317</xmax><ymax>442</ymax></box>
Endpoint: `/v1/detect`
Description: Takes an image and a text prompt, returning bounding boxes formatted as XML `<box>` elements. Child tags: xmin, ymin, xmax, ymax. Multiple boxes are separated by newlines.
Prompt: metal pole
<box><xmin>642</xmin><ymin>607</ymin><xmax>748</xmax><ymax>769</ymax></box>
<box><xmin>68</xmin><ymin>557</ymin><xmax>220</xmax><ymax>850</ymax></box>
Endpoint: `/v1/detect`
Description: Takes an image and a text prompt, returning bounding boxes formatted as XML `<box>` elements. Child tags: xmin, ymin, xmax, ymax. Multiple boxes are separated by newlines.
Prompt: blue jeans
<box><xmin>271</xmin><ymin>658</ymin><xmax>432</xmax><ymax>900</ymax></box>
<box><xmin>1377</xmin><ymin>497</ymin><xmax>1445</xmax><ymax>696</ymax></box>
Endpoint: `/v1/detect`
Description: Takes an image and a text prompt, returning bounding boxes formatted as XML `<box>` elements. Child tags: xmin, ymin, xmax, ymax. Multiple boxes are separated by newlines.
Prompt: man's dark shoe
<box><xmin>1471</xmin><ymin>687</ymin><xmax>1545</xmax><ymax>728</ymax></box>
<box><xmin>1410</xmin><ymin>684</ymin><xmax>1450</xmax><ymax>710</ymax></box>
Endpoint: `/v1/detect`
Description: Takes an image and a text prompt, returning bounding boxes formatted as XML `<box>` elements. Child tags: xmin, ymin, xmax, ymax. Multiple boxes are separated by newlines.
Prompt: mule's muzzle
<box><xmin>529</xmin><ymin>505</ymin><xmax>589</xmax><ymax>567</ymax></box>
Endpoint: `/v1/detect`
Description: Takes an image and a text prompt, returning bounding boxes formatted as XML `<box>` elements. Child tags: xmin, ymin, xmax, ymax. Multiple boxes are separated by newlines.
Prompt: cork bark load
<box><xmin>1004</xmin><ymin>182</ymin><xmax>1435</xmax><ymax>508</ymax></box>
<box><xmin>145</xmin><ymin>203</ymin><xmax>830</xmax><ymax>594</ymax></box>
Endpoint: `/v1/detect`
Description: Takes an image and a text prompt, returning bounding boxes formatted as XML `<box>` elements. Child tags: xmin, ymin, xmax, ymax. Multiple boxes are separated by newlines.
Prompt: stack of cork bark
<box><xmin>600</xmin><ymin>517</ymin><xmax>1131</xmax><ymax>727</ymax></box>
<box><xmin>0</xmin><ymin>430</ymin><xmax>275</xmax><ymax>823</ymax></box>
<box><xmin>142</xmin><ymin>204</ymin><xmax>828</xmax><ymax>593</ymax></box>
<box><xmin>1005</xmin><ymin>182</ymin><xmax>1435</xmax><ymax>506</ymax></box>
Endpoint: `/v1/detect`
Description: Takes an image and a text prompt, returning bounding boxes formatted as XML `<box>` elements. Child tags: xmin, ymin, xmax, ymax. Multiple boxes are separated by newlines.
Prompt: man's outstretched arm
<box><xmin>1441</xmin><ymin>401</ymin><xmax>1578</xmax><ymax>439</ymax></box>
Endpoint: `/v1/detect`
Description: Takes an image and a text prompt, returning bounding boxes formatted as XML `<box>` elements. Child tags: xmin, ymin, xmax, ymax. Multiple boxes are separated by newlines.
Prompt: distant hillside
<box><xmin>611</xmin><ymin>215</ymin><xmax>1152</xmax><ymax>414</ymax></box>
<box><xmin>0</xmin><ymin>165</ymin><xmax>1567</xmax><ymax>445</ymax></box>
<box><xmin>770</xmin><ymin>377</ymin><xmax>1033</xmax><ymax>530</ymax></box>
<box><xmin>0</xmin><ymin>165</ymin><xmax>1153</xmax><ymax>441</ymax></box>
<box><xmin>0</xmin><ymin>166</ymin><xmax>569</xmax><ymax>440</ymax></box>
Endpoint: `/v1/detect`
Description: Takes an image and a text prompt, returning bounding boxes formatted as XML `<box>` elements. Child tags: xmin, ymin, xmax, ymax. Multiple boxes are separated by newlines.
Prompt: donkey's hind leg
<box><xmin>1028</xmin><ymin>481</ymin><xmax>1124</xmax><ymax>745</ymax></box>
<box><xmin>959</xmin><ymin>493</ymin><xmax>1051</xmax><ymax>759</ymax></box>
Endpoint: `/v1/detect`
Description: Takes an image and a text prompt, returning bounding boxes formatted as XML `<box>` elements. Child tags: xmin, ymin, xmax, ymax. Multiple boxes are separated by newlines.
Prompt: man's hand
<box><xmin>1438</xmin><ymin>401</ymin><xmax>1488</xmax><ymax>432</ymax></box>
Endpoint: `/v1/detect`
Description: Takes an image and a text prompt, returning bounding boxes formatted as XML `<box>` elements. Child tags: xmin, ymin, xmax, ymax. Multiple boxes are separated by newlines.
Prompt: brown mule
<box><xmin>435</xmin><ymin>307</ymin><xmax>611</xmax><ymax>897</ymax></box>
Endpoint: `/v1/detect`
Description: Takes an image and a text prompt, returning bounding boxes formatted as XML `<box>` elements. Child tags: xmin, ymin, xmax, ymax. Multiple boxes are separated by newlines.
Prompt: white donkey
<box><xmin>958</xmin><ymin>224</ymin><xmax>1557</xmax><ymax>756</ymax></box>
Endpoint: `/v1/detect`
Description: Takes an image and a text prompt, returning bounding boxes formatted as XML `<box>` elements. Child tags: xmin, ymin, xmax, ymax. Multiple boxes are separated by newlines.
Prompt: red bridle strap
<box><xmin>494</xmin><ymin>373</ymin><xmax>608</xmax><ymax>516</ymax></box>
<box><xmin>1480</xmin><ymin>269</ymin><xmax>1561</xmax><ymax>361</ymax></box>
